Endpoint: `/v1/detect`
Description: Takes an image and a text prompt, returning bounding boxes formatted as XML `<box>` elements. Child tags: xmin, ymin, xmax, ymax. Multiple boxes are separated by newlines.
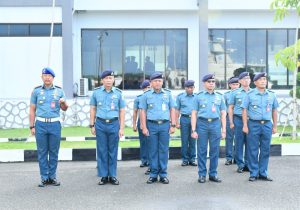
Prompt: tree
<box><xmin>271</xmin><ymin>0</ymin><xmax>300</xmax><ymax>140</ymax></box>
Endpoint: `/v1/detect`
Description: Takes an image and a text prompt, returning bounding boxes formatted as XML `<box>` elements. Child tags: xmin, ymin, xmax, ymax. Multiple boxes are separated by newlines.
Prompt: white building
<box><xmin>0</xmin><ymin>0</ymin><xmax>297</xmax><ymax>100</ymax></box>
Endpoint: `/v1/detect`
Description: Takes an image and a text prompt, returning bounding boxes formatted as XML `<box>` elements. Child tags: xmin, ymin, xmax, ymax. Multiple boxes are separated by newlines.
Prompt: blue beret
<box><xmin>253</xmin><ymin>72</ymin><xmax>267</xmax><ymax>81</ymax></box>
<box><xmin>202</xmin><ymin>74</ymin><xmax>215</xmax><ymax>82</ymax></box>
<box><xmin>42</xmin><ymin>67</ymin><xmax>55</xmax><ymax>77</ymax></box>
<box><xmin>150</xmin><ymin>72</ymin><xmax>163</xmax><ymax>80</ymax></box>
<box><xmin>140</xmin><ymin>80</ymin><xmax>150</xmax><ymax>89</ymax></box>
<box><xmin>238</xmin><ymin>72</ymin><xmax>250</xmax><ymax>80</ymax></box>
<box><xmin>228</xmin><ymin>77</ymin><xmax>239</xmax><ymax>84</ymax></box>
<box><xmin>184</xmin><ymin>80</ymin><xmax>195</xmax><ymax>87</ymax></box>
<box><xmin>101</xmin><ymin>70</ymin><xmax>114</xmax><ymax>79</ymax></box>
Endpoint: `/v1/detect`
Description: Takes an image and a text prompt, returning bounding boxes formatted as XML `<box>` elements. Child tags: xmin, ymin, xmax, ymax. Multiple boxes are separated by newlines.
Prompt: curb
<box><xmin>0</xmin><ymin>133</ymin><xmax>298</xmax><ymax>142</ymax></box>
<box><xmin>1</xmin><ymin>144</ymin><xmax>300</xmax><ymax>163</ymax></box>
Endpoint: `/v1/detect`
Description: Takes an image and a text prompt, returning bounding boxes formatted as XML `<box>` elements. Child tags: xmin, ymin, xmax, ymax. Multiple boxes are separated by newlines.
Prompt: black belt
<box><xmin>198</xmin><ymin>117</ymin><xmax>219</xmax><ymax>122</ymax></box>
<box><xmin>181</xmin><ymin>114</ymin><xmax>191</xmax><ymax>118</ymax></box>
<box><xmin>97</xmin><ymin>117</ymin><xmax>118</xmax><ymax>123</ymax></box>
<box><xmin>147</xmin><ymin>120</ymin><xmax>169</xmax><ymax>124</ymax></box>
<box><xmin>249</xmin><ymin>119</ymin><xmax>270</xmax><ymax>124</ymax></box>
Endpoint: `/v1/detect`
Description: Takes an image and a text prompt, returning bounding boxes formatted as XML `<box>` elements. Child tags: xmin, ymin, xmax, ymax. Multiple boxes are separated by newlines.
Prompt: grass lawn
<box><xmin>0</xmin><ymin>125</ymin><xmax>299</xmax><ymax>139</ymax></box>
<box><xmin>0</xmin><ymin>137</ymin><xmax>298</xmax><ymax>150</ymax></box>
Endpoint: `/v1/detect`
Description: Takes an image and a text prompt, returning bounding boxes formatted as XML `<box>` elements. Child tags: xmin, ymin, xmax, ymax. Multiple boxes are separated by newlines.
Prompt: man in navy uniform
<box><xmin>175</xmin><ymin>80</ymin><xmax>197</xmax><ymax>167</ymax></box>
<box><xmin>191</xmin><ymin>74</ymin><xmax>226</xmax><ymax>183</ymax></box>
<box><xmin>140</xmin><ymin>72</ymin><xmax>176</xmax><ymax>184</ymax></box>
<box><xmin>224</xmin><ymin>77</ymin><xmax>240</xmax><ymax>165</ymax></box>
<box><xmin>29</xmin><ymin>67</ymin><xmax>68</xmax><ymax>187</ymax></box>
<box><xmin>241</xmin><ymin>72</ymin><xmax>278</xmax><ymax>182</ymax></box>
<box><xmin>133</xmin><ymin>80</ymin><xmax>151</xmax><ymax>175</ymax></box>
<box><xmin>90</xmin><ymin>70</ymin><xmax>125</xmax><ymax>185</ymax></box>
<box><xmin>228</xmin><ymin>72</ymin><xmax>251</xmax><ymax>173</ymax></box>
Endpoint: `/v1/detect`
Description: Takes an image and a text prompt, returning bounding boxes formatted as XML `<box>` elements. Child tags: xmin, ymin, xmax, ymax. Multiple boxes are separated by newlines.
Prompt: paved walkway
<box><xmin>0</xmin><ymin>157</ymin><xmax>299</xmax><ymax>210</ymax></box>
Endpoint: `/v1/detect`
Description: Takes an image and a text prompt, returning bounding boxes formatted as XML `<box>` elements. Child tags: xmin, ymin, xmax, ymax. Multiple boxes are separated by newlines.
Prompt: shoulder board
<box><xmin>144</xmin><ymin>89</ymin><xmax>151</xmax><ymax>94</ymax></box>
<box><xmin>137</xmin><ymin>94</ymin><xmax>143</xmax><ymax>97</ymax></box>
<box><xmin>196</xmin><ymin>91</ymin><xmax>204</xmax><ymax>95</ymax></box>
<box><xmin>163</xmin><ymin>88</ymin><xmax>171</xmax><ymax>92</ymax></box>
<box><xmin>268</xmin><ymin>90</ymin><xmax>275</xmax><ymax>93</ymax></box>
<box><xmin>177</xmin><ymin>92</ymin><xmax>184</xmax><ymax>96</ymax></box>
<box><xmin>247</xmin><ymin>89</ymin><xmax>255</xmax><ymax>94</ymax></box>
<box><xmin>224</xmin><ymin>90</ymin><xmax>231</xmax><ymax>94</ymax></box>
<box><xmin>215</xmin><ymin>91</ymin><xmax>223</xmax><ymax>95</ymax></box>
<box><xmin>114</xmin><ymin>87</ymin><xmax>122</xmax><ymax>93</ymax></box>
<box><xmin>231</xmin><ymin>88</ymin><xmax>239</xmax><ymax>93</ymax></box>
<box><xmin>34</xmin><ymin>85</ymin><xmax>42</xmax><ymax>89</ymax></box>
<box><xmin>54</xmin><ymin>85</ymin><xmax>62</xmax><ymax>89</ymax></box>
<box><xmin>94</xmin><ymin>86</ymin><xmax>101</xmax><ymax>90</ymax></box>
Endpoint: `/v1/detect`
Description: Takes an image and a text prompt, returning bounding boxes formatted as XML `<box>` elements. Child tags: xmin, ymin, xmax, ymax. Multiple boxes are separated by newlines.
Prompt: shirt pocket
<box><xmin>199</xmin><ymin>98</ymin><xmax>208</xmax><ymax>109</ymax></box>
<box><xmin>251</xmin><ymin>100</ymin><xmax>259</xmax><ymax>109</ymax></box>
<box><xmin>147</xmin><ymin>98</ymin><xmax>155</xmax><ymax>109</ymax></box>
<box><xmin>235</xmin><ymin>96</ymin><xmax>243</xmax><ymax>105</ymax></box>
<box><xmin>37</xmin><ymin>94</ymin><xmax>45</xmax><ymax>104</ymax></box>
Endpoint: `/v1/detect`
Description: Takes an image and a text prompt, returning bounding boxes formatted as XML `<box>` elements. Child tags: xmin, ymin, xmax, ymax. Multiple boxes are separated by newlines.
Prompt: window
<box><xmin>208</xmin><ymin>29</ymin><xmax>294</xmax><ymax>89</ymax></box>
<box><xmin>0</xmin><ymin>23</ymin><xmax>62</xmax><ymax>37</ymax></box>
<box><xmin>81</xmin><ymin>29</ymin><xmax>188</xmax><ymax>90</ymax></box>
<box><xmin>268</xmin><ymin>30</ymin><xmax>287</xmax><ymax>89</ymax></box>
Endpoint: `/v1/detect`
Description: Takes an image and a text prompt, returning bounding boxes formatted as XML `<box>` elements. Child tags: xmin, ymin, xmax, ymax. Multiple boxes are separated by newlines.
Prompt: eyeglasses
<box><xmin>206</xmin><ymin>80</ymin><xmax>215</xmax><ymax>83</ymax></box>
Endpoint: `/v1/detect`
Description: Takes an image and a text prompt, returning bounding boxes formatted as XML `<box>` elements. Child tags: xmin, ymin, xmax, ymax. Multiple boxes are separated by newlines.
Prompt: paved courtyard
<box><xmin>0</xmin><ymin>156</ymin><xmax>299</xmax><ymax>210</ymax></box>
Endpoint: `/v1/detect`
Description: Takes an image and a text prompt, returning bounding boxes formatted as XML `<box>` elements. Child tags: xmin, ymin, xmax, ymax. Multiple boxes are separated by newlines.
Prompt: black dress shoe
<box><xmin>159</xmin><ymin>177</ymin><xmax>169</xmax><ymax>184</ymax></box>
<box><xmin>145</xmin><ymin>168</ymin><xmax>151</xmax><ymax>175</ymax></box>
<box><xmin>38</xmin><ymin>179</ymin><xmax>48</xmax><ymax>187</ymax></box>
<box><xmin>189</xmin><ymin>161</ymin><xmax>197</xmax><ymax>166</ymax></box>
<box><xmin>110</xmin><ymin>177</ymin><xmax>120</xmax><ymax>185</ymax></box>
<box><xmin>48</xmin><ymin>178</ymin><xmax>60</xmax><ymax>186</ymax></box>
<box><xmin>147</xmin><ymin>177</ymin><xmax>158</xmax><ymax>184</ymax></box>
<box><xmin>249</xmin><ymin>176</ymin><xmax>257</xmax><ymax>182</ymax></box>
<box><xmin>258</xmin><ymin>175</ymin><xmax>273</xmax><ymax>181</ymax></box>
<box><xmin>243</xmin><ymin>166</ymin><xmax>250</xmax><ymax>172</ymax></box>
<box><xmin>98</xmin><ymin>177</ymin><xmax>109</xmax><ymax>185</ymax></box>
<box><xmin>209</xmin><ymin>176</ymin><xmax>222</xmax><ymax>183</ymax></box>
<box><xmin>198</xmin><ymin>176</ymin><xmax>206</xmax><ymax>183</ymax></box>
<box><xmin>181</xmin><ymin>161</ymin><xmax>189</xmax><ymax>166</ymax></box>
<box><xmin>233</xmin><ymin>159</ymin><xmax>237</xmax><ymax>164</ymax></box>
<box><xmin>237</xmin><ymin>167</ymin><xmax>244</xmax><ymax>173</ymax></box>
<box><xmin>140</xmin><ymin>162</ymin><xmax>148</xmax><ymax>167</ymax></box>
<box><xmin>225</xmin><ymin>160</ymin><xmax>233</xmax><ymax>165</ymax></box>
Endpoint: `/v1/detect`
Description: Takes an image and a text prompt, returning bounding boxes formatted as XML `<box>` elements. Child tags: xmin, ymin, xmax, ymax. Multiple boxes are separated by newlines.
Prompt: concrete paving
<box><xmin>0</xmin><ymin>156</ymin><xmax>299</xmax><ymax>210</ymax></box>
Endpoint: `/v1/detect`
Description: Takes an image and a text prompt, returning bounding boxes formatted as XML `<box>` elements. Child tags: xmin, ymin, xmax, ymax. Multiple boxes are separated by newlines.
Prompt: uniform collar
<box><xmin>102</xmin><ymin>86</ymin><xmax>115</xmax><ymax>93</ymax></box>
<box><xmin>254</xmin><ymin>87</ymin><xmax>268</xmax><ymax>95</ymax></box>
<box><xmin>42</xmin><ymin>84</ymin><xmax>55</xmax><ymax>89</ymax></box>
<box><xmin>184</xmin><ymin>92</ymin><xmax>194</xmax><ymax>97</ymax></box>
<box><xmin>239</xmin><ymin>87</ymin><xmax>251</xmax><ymax>92</ymax></box>
<box><xmin>203</xmin><ymin>89</ymin><xmax>215</xmax><ymax>95</ymax></box>
<box><xmin>151</xmin><ymin>88</ymin><xmax>164</xmax><ymax>94</ymax></box>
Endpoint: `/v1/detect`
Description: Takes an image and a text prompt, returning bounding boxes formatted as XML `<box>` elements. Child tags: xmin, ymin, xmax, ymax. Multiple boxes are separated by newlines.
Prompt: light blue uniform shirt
<box><xmin>133</xmin><ymin>94</ymin><xmax>142</xmax><ymax>110</ymax></box>
<box><xmin>223</xmin><ymin>90</ymin><xmax>231</xmax><ymax>113</ymax></box>
<box><xmin>192</xmin><ymin>90</ymin><xmax>226</xmax><ymax>119</ymax></box>
<box><xmin>30</xmin><ymin>85</ymin><xmax>65</xmax><ymax>118</ymax></box>
<box><xmin>241</xmin><ymin>88</ymin><xmax>279</xmax><ymax>121</ymax></box>
<box><xmin>176</xmin><ymin>92</ymin><xmax>195</xmax><ymax>115</ymax></box>
<box><xmin>90</xmin><ymin>86</ymin><xmax>126</xmax><ymax>119</ymax></box>
<box><xmin>139</xmin><ymin>88</ymin><xmax>176</xmax><ymax>121</ymax></box>
<box><xmin>228</xmin><ymin>87</ymin><xmax>252</xmax><ymax>116</ymax></box>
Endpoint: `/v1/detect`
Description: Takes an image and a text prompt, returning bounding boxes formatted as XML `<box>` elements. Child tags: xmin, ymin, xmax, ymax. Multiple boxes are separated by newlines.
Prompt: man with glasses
<box><xmin>224</xmin><ymin>77</ymin><xmax>240</xmax><ymax>165</ymax></box>
<box><xmin>191</xmin><ymin>74</ymin><xmax>226</xmax><ymax>183</ymax></box>
<box><xmin>228</xmin><ymin>72</ymin><xmax>252</xmax><ymax>173</ymax></box>
<box><xmin>175</xmin><ymin>80</ymin><xmax>197</xmax><ymax>167</ymax></box>
<box><xmin>90</xmin><ymin>70</ymin><xmax>125</xmax><ymax>185</ymax></box>
<box><xmin>241</xmin><ymin>72</ymin><xmax>278</xmax><ymax>182</ymax></box>
<box><xmin>140</xmin><ymin>72</ymin><xmax>176</xmax><ymax>184</ymax></box>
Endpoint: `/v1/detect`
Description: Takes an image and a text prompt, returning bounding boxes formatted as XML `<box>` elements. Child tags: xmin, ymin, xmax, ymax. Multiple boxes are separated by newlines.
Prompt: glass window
<box><xmin>144</xmin><ymin>30</ymin><xmax>165</xmax><ymax>79</ymax></box>
<box><xmin>208</xmin><ymin>30</ymin><xmax>225</xmax><ymax>89</ymax></box>
<box><xmin>9</xmin><ymin>24</ymin><xmax>29</xmax><ymax>36</ymax></box>
<box><xmin>30</xmin><ymin>24</ymin><xmax>50</xmax><ymax>36</ymax></box>
<box><xmin>288</xmin><ymin>29</ymin><xmax>296</xmax><ymax>86</ymax></box>
<box><xmin>226</xmin><ymin>30</ymin><xmax>246</xmax><ymax>83</ymax></box>
<box><xmin>53</xmin><ymin>24</ymin><xmax>62</xmax><ymax>36</ymax></box>
<box><xmin>0</xmin><ymin>24</ymin><xmax>9</xmax><ymax>36</ymax></box>
<box><xmin>246</xmin><ymin>30</ymin><xmax>266</xmax><ymax>88</ymax></box>
<box><xmin>268</xmin><ymin>30</ymin><xmax>287</xmax><ymax>88</ymax></box>
<box><xmin>81</xmin><ymin>29</ymin><xmax>188</xmax><ymax>90</ymax></box>
<box><xmin>123</xmin><ymin>30</ymin><xmax>144</xmax><ymax>89</ymax></box>
<box><xmin>166</xmin><ymin>30</ymin><xmax>188</xmax><ymax>89</ymax></box>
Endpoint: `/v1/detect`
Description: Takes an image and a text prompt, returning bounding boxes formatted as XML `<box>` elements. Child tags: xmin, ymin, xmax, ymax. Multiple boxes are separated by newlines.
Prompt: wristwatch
<box><xmin>29</xmin><ymin>126</ymin><xmax>35</xmax><ymax>129</ymax></box>
<box><xmin>171</xmin><ymin>124</ymin><xmax>176</xmax><ymax>128</ymax></box>
<box><xmin>192</xmin><ymin>130</ymin><xmax>196</xmax><ymax>133</ymax></box>
<box><xmin>89</xmin><ymin>124</ymin><xmax>94</xmax><ymax>128</ymax></box>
